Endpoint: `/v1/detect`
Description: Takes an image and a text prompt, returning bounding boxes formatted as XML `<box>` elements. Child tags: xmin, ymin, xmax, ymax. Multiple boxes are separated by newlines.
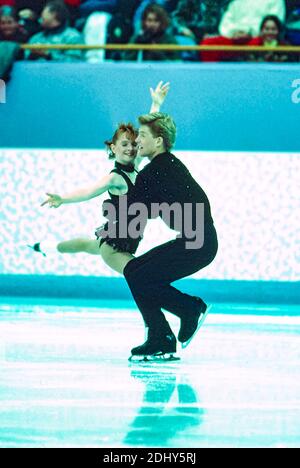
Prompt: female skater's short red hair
<box><xmin>105</xmin><ymin>123</ymin><xmax>138</xmax><ymax>160</ymax></box>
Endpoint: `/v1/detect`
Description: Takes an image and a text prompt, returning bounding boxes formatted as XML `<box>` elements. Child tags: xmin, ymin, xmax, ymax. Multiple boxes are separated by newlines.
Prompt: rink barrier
<box><xmin>20</xmin><ymin>43</ymin><xmax>300</xmax><ymax>53</ymax></box>
<box><xmin>2</xmin><ymin>62</ymin><xmax>300</xmax><ymax>151</ymax></box>
<box><xmin>0</xmin><ymin>275</ymin><xmax>299</xmax><ymax>308</ymax></box>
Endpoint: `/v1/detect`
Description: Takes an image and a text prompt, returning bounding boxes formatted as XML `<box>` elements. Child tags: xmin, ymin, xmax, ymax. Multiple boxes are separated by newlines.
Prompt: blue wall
<box><xmin>1</xmin><ymin>62</ymin><xmax>300</xmax><ymax>151</ymax></box>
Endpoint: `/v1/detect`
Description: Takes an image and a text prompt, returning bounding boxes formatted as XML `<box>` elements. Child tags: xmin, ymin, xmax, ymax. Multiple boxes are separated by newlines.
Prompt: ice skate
<box><xmin>128</xmin><ymin>329</ymin><xmax>180</xmax><ymax>363</ymax></box>
<box><xmin>179</xmin><ymin>299</ymin><xmax>211</xmax><ymax>349</ymax></box>
<box><xmin>27</xmin><ymin>242</ymin><xmax>46</xmax><ymax>257</ymax></box>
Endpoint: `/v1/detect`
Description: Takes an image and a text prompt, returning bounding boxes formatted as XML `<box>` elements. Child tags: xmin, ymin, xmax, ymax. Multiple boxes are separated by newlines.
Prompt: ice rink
<box><xmin>1</xmin><ymin>300</ymin><xmax>299</xmax><ymax>448</ymax></box>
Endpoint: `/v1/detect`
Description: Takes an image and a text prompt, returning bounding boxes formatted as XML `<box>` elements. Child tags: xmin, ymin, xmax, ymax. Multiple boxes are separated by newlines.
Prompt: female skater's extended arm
<box><xmin>42</xmin><ymin>82</ymin><xmax>170</xmax><ymax>206</ymax></box>
<box><xmin>41</xmin><ymin>173</ymin><xmax>126</xmax><ymax>208</ymax></box>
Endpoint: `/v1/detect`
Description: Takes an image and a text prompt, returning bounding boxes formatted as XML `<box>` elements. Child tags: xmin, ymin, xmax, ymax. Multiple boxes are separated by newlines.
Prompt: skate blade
<box><xmin>181</xmin><ymin>304</ymin><xmax>211</xmax><ymax>349</ymax></box>
<box><xmin>128</xmin><ymin>353</ymin><xmax>180</xmax><ymax>363</ymax></box>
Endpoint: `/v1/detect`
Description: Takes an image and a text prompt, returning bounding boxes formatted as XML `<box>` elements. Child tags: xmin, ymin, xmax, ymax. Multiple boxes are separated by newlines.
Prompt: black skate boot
<box><xmin>178</xmin><ymin>298</ymin><xmax>211</xmax><ymax>349</ymax></box>
<box><xmin>129</xmin><ymin>329</ymin><xmax>180</xmax><ymax>363</ymax></box>
<box><xmin>27</xmin><ymin>242</ymin><xmax>46</xmax><ymax>257</ymax></box>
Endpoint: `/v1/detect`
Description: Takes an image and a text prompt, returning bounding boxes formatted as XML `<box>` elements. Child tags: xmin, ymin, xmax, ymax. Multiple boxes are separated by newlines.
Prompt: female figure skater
<box><xmin>37</xmin><ymin>81</ymin><xmax>170</xmax><ymax>275</ymax></box>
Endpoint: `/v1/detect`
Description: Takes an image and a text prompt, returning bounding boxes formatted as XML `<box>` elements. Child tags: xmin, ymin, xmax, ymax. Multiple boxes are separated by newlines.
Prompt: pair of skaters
<box><xmin>33</xmin><ymin>82</ymin><xmax>218</xmax><ymax>360</ymax></box>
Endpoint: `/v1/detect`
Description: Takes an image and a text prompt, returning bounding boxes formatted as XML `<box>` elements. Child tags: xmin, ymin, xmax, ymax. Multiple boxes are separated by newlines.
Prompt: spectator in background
<box><xmin>172</xmin><ymin>1</ymin><xmax>229</xmax><ymax>42</ymax></box>
<box><xmin>105</xmin><ymin>0</ymin><xmax>140</xmax><ymax>60</ymax></box>
<box><xmin>82</xmin><ymin>2</ymin><xmax>115</xmax><ymax>63</ymax></box>
<box><xmin>0</xmin><ymin>5</ymin><xmax>25</xmax><ymax>80</ymax></box>
<box><xmin>75</xmin><ymin>1</ymin><xmax>117</xmax><ymax>44</ymax></box>
<box><xmin>0</xmin><ymin>5</ymin><xmax>27</xmax><ymax>41</ymax></box>
<box><xmin>200</xmin><ymin>0</ymin><xmax>287</xmax><ymax>62</ymax></box>
<box><xmin>124</xmin><ymin>3</ymin><xmax>179</xmax><ymax>61</ymax></box>
<box><xmin>246</xmin><ymin>15</ymin><xmax>292</xmax><ymax>62</ymax></box>
<box><xmin>12</xmin><ymin>1</ymin><xmax>46</xmax><ymax>37</ymax></box>
<box><xmin>14</xmin><ymin>2</ymin><xmax>80</xmax><ymax>26</ymax></box>
<box><xmin>26</xmin><ymin>1</ymin><xmax>83</xmax><ymax>61</ymax></box>
<box><xmin>201</xmin><ymin>0</ymin><xmax>231</xmax><ymax>35</ymax></box>
<box><xmin>17</xmin><ymin>10</ymin><xmax>42</xmax><ymax>39</ymax></box>
<box><xmin>82</xmin><ymin>1</ymin><xmax>141</xmax><ymax>63</ymax></box>
<box><xmin>133</xmin><ymin>1</ymin><xmax>179</xmax><ymax>34</ymax></box>
<box><xmin>172</xmin><ymin>0</ymin><xmax>203</xmax><ymax>42</ymax></box>
<box><xmin>219</xmin><ymin>0</ymin><xmax>286</xmax><ymax>40</ymax></box>
<box><xmin>107</xmin><ymin>1</ymin><xmax>140</xmax><ymax>40</ymax></box>
<box><xmin>14</xmin><ymin>1</ymin><xmax>79</xmax><ymax>16</ymax></box>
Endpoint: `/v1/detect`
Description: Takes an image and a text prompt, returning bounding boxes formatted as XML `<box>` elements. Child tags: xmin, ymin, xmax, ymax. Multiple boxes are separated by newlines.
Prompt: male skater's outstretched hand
<box><xmin>150</xmin><ymin>81</ymin><xmax>170</xmax><ymax>113</ymax></box>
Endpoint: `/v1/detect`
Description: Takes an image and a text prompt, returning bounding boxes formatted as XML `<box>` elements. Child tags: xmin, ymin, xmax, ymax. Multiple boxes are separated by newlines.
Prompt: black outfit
<box><xmin>95</xmin><ymin>162</ymin><xmax>142</xmax><ymax>254</ymax></box>
<box><xmin>123</xmin><ymin>152</ymin><xmax>218</xmax><ymax>338</ymax></box>
<box><xmin>124</xmin><ymin>30</ymin><xmax>179</xmax><ymax>61</ymax></box>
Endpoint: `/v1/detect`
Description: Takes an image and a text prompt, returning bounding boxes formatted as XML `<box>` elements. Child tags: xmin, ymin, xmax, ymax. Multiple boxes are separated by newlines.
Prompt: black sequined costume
<box><xmin>123</xmin><ymin>152</ymin><xmax>218</xmax><ymax>337</ymax></box>
<box><xmin>95</xmin><ymin>162</ymin><xmax>142</xmax><ymax>254</ymax></box>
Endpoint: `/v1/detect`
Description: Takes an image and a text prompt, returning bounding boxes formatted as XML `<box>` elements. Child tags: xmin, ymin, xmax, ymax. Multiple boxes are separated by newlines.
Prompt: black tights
<box><xmin>124</xmin><ymin>226</ymin><xmax>218</xmax><ymax>335</ymax></box>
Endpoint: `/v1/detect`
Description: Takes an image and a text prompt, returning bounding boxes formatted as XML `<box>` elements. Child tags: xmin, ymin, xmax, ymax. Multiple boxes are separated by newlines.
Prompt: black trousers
<box><xmin>123</xmin><ymin>225</ymin><xmax>218</xmax><ymax>335</ymax></box>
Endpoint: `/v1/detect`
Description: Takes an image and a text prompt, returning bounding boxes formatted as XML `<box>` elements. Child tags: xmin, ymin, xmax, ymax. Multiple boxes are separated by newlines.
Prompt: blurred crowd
<box><xmin>1</xmin><ymin>0</ymin><xmax>300</xmax><ymax>68</ymax></box>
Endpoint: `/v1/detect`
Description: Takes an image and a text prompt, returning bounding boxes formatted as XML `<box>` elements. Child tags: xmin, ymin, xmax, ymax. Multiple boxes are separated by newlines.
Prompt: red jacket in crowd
<box><xmin>0</xmin><ymin>1</ymin><xmax>15</xmax><ymax>6</ymax></box>
<box><xmin>0</xmin><ymin>1</ymin><xmax>81</xmax><ymax>7</ymax></box>
<box><xmin>200</xmin><ymin>36</ymin><xmax>243</xmax><ymax>62</ymax></box>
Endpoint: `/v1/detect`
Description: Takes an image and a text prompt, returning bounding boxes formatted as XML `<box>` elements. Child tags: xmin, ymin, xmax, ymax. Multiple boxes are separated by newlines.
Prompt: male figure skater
<box><xmin>124</xmin><ymin>112</ymin><xmax>218</xmax><ymax>359</ymax></box>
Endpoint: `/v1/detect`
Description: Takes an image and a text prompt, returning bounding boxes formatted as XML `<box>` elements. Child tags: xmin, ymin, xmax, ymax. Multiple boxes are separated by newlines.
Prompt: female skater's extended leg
<box><xmin>99</xmin><ymin>242</ymin><xmax>134</xmax><ymax>275</ymax></box>
<box><xmin>57</xmin><ymin>238</ymin><xmax>101</xmax><ymax>255</ymax></box>
<box><xmin>29</xmin><ymin>238</ymin><xmax>102</xmax><ymax>256</ymax></box>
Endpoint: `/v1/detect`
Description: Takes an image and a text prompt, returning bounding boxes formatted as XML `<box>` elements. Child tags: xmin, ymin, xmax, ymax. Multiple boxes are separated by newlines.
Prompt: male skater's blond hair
<box><xmin>138</xmin><ymin>112</ymin><xmax>177</xmax><ymax>151</ymax></box>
